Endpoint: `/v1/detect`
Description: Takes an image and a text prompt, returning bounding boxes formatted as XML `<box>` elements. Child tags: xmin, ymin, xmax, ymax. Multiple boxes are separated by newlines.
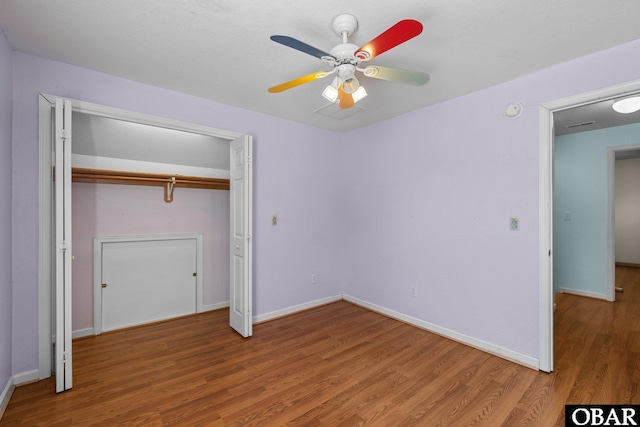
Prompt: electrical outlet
<box><xmin>272</xmin><ymin>215</ymin><xmax>278</xmax><ymax>226</ymax></box>
<box><xmin>510</xmin><ymin>217</ymin><xmax>520</xmax><ymax>231</ymax></box>
<box><xmin>411</xmin><ymin>286</ymin><xmax>416</xmax><ymax>297</ymax></box>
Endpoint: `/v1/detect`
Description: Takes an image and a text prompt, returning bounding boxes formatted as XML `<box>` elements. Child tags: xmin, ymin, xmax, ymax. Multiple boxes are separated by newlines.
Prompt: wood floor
<box><xmin>2</xmin><ymin>267</ymin><xmax>639</xmax><ymax>426</ymax></box>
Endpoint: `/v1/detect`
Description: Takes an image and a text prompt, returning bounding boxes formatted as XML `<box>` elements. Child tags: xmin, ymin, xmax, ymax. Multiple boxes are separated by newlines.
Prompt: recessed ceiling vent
<box><xmin>564</xmin><ymin>120</ymin><xmax>595</xmax><ymax>129</ymax></box>
<box><xmin>314</xmin><ymin>102</ymin><xmax>365</xmax><ymax>119</ymax></box>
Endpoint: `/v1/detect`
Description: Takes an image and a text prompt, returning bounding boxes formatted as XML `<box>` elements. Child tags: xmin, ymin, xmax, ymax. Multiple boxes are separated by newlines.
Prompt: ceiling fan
<box><xmin>268</xmin><ymin>14</ymin><xmax>430</xmax><ymax>109</ymax></box>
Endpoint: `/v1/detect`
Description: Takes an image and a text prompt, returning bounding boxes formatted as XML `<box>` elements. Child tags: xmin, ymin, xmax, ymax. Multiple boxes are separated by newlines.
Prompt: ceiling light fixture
<box><xmin>612</xmin><ymin>96</ymin><xmax>640</xmax><ymax>114</ymax></box>
<box><xmin>341</xmin><ymin>71</ymin><xmax>360</xmax><ymax>94</ymax></box>
<box><xmin>322</xmin><ymin>77</ymin><xmax>340</xmax><ymax>103</ymax></box>
<box><xmin>269</xmin><ymin>14</ymin><xmax>430</xmax><ymax>111</ymax></box>
<box><xmin>351</xmin><ymin>86</ymin><xmax>368</xmax><ymax>103</ymax></box>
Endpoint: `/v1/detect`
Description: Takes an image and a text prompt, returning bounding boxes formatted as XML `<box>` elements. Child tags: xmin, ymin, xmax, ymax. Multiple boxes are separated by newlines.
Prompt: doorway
<box><xmin>37</xmin><ymin>94</ymin><xmax>253</xmax><ymax>389</ymax></box>
<box><xmin>539</xmin><ymin>80</ymin><xmax>640</xmax><ymax>372</ymax></box>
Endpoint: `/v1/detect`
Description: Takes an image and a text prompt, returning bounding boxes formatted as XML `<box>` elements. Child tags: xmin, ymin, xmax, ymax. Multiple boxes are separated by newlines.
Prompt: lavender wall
<box><xmin>0</xmin><ymin>29</ymin><xmax>12</xmax><ymax>391</ymax></box>
<box><xmin>9</xmin><ymin>34</ymin><xmax>640</xmax><ymax>375</ymax></box>
<box><xmin>72</xmin><ymin>183</ymin><xmax>231</xmax><ymax>331</ymax></box>
<box><xmin>342</xmin><ymin>38</ymin><xmax>640</xmax><ymax>359</ymax></box>
<box><xmin>11</xmin><ymin>52</ymin><xmax>345</xmax><ymax>374</ymax></box>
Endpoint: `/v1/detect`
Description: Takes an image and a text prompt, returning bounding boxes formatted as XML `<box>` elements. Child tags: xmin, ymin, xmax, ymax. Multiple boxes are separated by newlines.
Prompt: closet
<box><xmin>71</xmin><ymin>111</ymin><xmax>231</xmax><ymax>335</ymax></box>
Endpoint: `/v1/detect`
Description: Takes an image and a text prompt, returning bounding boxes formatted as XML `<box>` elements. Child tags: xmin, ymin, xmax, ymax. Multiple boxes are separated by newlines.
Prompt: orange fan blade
<box><xmin>338</xmin><ymin>87</ymin><xmax>354</xmax><ymax>109</ymax></box>
<box><xmin>355</xmin><ymin>19</ymin><xmax>423</xmax><ymax>61</ymax></box>
<box><xmin>268</xmin><ymin>71</ymin><xmax>328</xmax><ymax>93</ymax></box>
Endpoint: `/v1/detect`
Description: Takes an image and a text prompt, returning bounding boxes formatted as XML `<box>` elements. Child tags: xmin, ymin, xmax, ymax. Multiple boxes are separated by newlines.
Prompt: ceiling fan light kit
<box><xmin>268</xmin><ymin>13</ymin><xmax>429</xmax><ymax>110</ymax></box>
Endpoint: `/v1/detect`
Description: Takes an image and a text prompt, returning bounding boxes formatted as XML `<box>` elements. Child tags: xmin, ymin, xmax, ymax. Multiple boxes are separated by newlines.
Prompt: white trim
<box><xmin>93</xmin><ymin>233</ymin><xmax>203</xmax><ymax>335</ymax></box>
<box><xmin>538</xmin><ymin>104</ymin><xmax>554</xmax><ymax>373</ymax></box>
<box><xmin>253</xmin><ymin>295</ymin><xmax>343</xmax><ymax>324</ymax></box>
<box><xmin>0</xmin><ymin>370</ymin><xmax>40</xmax><ymax>420</ymax></box>
<box><xmin>557</xmin><ymin>288</ymin><xmax>608</xmax><ymax>301</ymax></box>
<box><xmin>72</xmin><ymin>328</ymin><xmax>95</xmax><ymax>339</ymax></box>
<box><xmin>64</xmin><ymin>96</ymin><xmax>244</xmax><ymax>141</ymax></box>
<box><xmin>203</xmin><ymin>301</ymin><xmax>230</xmax><ymax>312</ymax></box>
<box><xmin>343</xmin><ymin>295</ymin><xmax>540</xmax><ymax>370</ymax></box>
<box><xmin>12</xmin><ymin>370</ymin><xmax>38</xmax><ymax>386</ymax></box>
<box><xmin>37</xmin><ymin>94</ymin><xmax>53</xmax><ymax>380</ymax></box>
<box><xmin>607</xmin><ymin>147</ymin><xmax>617</xmax><ymax>302</ymax></box>
<box><xmin>0</xmin><ymin>377</ymin><xmax>14</xmax><ymax>420</ymax></box>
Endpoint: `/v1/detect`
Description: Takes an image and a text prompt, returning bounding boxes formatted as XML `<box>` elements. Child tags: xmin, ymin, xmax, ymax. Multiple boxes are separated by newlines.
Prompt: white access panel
<box><xmin>96</xmin><ymin>235</ymin><xmax>201</xmax><ymax>333</ymax></box>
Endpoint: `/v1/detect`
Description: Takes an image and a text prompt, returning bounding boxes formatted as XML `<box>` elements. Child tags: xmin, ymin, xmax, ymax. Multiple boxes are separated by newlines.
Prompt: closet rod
<box><xmin>71</xmin><ymin>167</ymin><xmax>230</xmax><ymax>191</ymax></box>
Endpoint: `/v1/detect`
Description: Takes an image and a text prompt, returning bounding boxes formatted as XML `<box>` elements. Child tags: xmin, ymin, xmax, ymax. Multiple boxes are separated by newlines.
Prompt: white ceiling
<box><xmin>2</xmin><ymin>0</ymin><xmax>640</xmax><ymax>132</ymax></box>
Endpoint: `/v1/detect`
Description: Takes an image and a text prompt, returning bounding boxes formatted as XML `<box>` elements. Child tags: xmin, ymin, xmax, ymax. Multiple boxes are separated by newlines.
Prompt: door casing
<box><xmin>38</xmin><ymin>94</ymin><xmax>253</xmax><ymax>380</ymax></box>
<box><xmin>538</xmin><ymin>78</ymin><xmax>640</xmax><ymax>372</ymax></box>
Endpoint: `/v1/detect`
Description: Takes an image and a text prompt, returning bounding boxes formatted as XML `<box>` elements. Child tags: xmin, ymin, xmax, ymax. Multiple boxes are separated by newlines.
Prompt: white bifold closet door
<box><xmin>100</xmin><ymin>237</ymin><xmax>198</xmax><ymax>332</ymax></box>
<box><xmin>54</xmin><ymin>98</ymin><xmax>73</xmax><ymax>393</ymax></box>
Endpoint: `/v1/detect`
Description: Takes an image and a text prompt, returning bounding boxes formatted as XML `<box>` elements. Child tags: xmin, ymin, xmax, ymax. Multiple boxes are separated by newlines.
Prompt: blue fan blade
<box><xmin>271</xmin><ymin>35</ymin><xmax>335</xmax><ymax>61</ymax></box>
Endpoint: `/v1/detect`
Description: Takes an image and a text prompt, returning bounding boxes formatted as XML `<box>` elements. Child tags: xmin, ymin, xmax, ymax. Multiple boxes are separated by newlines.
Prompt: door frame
<box><xmin>38</xmin><ymin>94</ymin><xmax>253</xmax><ymax>380</ymax></box>
<box><xmin>538</xmin><ymin>78</ymin><xmax>640</xmax><ymax>372</ymax></box>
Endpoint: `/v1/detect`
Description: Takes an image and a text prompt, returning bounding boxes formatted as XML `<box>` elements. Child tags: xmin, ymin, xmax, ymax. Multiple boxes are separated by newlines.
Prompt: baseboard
<box><xmin>13</xmin><ymin>370</ymin><xmax>38</xmax><ymax>386</ymax></box>
<box><xmin>253</xmin><ymin>295</ymin><xmax>343</xmax><ymax>324</ymax></box>
<box><xmin>202</xmin><ymin>301</ymin><xmax>229</xmax><ymax>312</ymax></box>
<box><xmin>0</xmin><ymin>376</ymin><xmax>13</xmax><ymax>421</ymax></box>
<box><xmin>557</xmin><ymin>287</ymin><xmax>608</xmax><ymax>300</ymax></box>
<box><xmin>615</xmin><ymin>262</ymin><xmax>640</xmax><ymax>268</ymax></box>
<box><xmin>0</xmin><ymin>370</ymin><xmax>39</xmax><ymax>421</ymax></box>
<box><xmin>343</xmin><ymin>294</ymin><xmax>540</xmax><ymax>371</ymax></box>
<box><xmin>73</xmin><ymin>327</ymin><xmax>94</xmax><ymax>339</ymax></box>
<box><xmin>71</xmin><ymin>304</ymin><xmax>230</xmax><ymax>339</ymax></box>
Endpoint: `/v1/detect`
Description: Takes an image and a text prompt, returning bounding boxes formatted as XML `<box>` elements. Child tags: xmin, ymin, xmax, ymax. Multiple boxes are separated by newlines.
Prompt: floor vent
<box><xmin>314</xmin><ymin>102</ymin><xmax>365</xmax><ymax>119</ymax></box>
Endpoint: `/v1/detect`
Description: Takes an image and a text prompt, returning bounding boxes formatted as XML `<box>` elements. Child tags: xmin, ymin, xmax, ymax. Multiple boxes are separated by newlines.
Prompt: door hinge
<box><xmin>247</xmin><ymin>233</ymin><xmax>251</xmax><ymax>240</ymax></box>
<box><xmin>247</xmin><ymin>155</ymin><xmax>252</xmax><ymax>164</ymax></box>
<box><xmin>59</xmin><ymin>241</ymin><xmax>69</xmax><ymax>252</ymax></box>
<box><xmin>101</xmin><ymin>283</ymin><xmax>107</xmax><ymax>288</ymax></box>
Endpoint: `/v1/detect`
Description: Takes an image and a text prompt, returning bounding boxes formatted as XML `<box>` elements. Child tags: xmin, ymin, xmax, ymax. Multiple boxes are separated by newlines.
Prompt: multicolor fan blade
<box><xmin>363</xmin><ymin>65</ymin><xmax>430</xmax><ymax>86</ymax></box>
<box><xmin>268</xmin><ymin>71</ymin><xmax>328</xmax><ymax>93</ymax></box>
<box><xmin>271</xmin><ymin>35</ymin><xmax>336</xmax><ymax>61</ymax></box>
<box><xmin>354</xmin><ymin>19</ymin><xmax>423</xmax><ymax>61</ymax></box>
<box><xmin>338</xmin><ymin>87</ymin><xmax>355</xmax><ymax>109</ymax></box>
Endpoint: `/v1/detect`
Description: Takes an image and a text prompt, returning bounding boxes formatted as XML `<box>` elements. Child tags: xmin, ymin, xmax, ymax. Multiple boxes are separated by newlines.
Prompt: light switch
<box><xmin>272</xmin><ymin>215</ymin><xmax>278</xmax><ymax>226</ymax></box>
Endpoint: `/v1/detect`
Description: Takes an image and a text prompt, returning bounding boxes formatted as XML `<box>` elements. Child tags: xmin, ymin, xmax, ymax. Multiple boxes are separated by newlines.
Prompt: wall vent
<box><xmin>565</xmin><ymin>120</ymin><xmax>595</xmax><ymax>129</ymax></box>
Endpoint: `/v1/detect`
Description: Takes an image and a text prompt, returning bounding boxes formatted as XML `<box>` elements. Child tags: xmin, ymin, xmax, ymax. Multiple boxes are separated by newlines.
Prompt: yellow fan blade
<box><xmin>268</xmin><ymin>72</ymin><xmax>328</xmax><ymax>93</ymax></box>
<box><xmin>338</xmin><ymin>87</ymin><xmax>355</xmax><ymax>109</ymax></box>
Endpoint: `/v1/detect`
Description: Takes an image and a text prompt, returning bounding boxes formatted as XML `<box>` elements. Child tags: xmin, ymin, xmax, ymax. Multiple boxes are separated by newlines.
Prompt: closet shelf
<box><xmin>71</xmin><ymin>167</ymin><xmax>230</xmax><ymax>202</ymax></box>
